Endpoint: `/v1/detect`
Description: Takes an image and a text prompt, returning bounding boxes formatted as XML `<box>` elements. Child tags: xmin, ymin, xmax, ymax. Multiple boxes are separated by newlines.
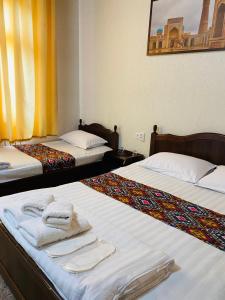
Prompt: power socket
<box><xmin>136</xmin><ymin>132</ymin><xmax>145</xmax><ymax>142</ymax></box>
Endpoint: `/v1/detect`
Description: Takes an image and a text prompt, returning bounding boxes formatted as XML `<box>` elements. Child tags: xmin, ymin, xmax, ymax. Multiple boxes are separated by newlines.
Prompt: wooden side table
<box><xmin>104</xmin><ymin>150</ymin><xmax>145</xmax><ymax>169</ymax></box>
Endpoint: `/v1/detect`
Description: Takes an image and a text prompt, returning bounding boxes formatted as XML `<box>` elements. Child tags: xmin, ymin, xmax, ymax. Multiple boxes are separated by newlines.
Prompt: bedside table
<box><xmin>104</xmin><ymin>150</ymin><xmax>145</xmax><ymax>169</ymax></box>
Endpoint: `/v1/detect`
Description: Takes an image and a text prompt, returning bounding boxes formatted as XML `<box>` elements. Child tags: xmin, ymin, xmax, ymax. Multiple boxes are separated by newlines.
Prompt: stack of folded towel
<box><xmin>3</xmin><ymin>195</ymin><xmax>91</xmax><ymax>248</ymax></box>
<box><xmin>22</xmin><ymin>195</ymin><xmax>54</xmax><ymax>217</ymax></box>
<box><xmin>2</xmin><ymin>195</ymin><xmax>176</xmax><ymax>297</ymax></box>
<box><xmin>0</xmin><ymin>162</ymin><xmax>10</xmax><ymax>170</ymax></box>
<box><xmin>19</xmin><ymin>214</ymin><xmax>91</xmax><ymax>247</ymax></box>
<box><xmin>42</xmin><ymin>201</ymin><xmax>75</xmax><ymax>230</ymax></box>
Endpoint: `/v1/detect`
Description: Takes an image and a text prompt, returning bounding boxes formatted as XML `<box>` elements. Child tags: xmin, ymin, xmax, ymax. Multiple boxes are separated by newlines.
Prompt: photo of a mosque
<box><xmin>147</xmin><ymin>0</ymin><xmax>225</xmax><ymax>55</ymax></box>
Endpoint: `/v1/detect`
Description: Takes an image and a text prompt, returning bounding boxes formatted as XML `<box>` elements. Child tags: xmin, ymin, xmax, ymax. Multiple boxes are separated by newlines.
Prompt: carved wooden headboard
<box><xmin>78</xmin><ymin>119</ymin><xmax>119</xmax><ymax>151</ymax></box>
<box><xmin>150</xmin><ymin>125</ymin><xmax>225</xmax><ymax>165</ymax></box>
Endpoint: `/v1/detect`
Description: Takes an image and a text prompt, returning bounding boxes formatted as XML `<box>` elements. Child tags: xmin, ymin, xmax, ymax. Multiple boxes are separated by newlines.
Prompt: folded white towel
<box><xmin>3</xmin><ymin>204</ymin><xmax>33</xmax><ymax>229</ymax></box>
<box><xmin>63</xmin><ymin>240</ymin><xmax>116</xmax><ymax>272</ymax></box>
<box><xmin>22</xmin><ymin>195</ymin><xmax>54</xmax><ymax>217</ymax></box>
<box><xmin>42</xmin><ymin>201</ymin><xmax>74</xmax><ymax>230</ymax></box>
<box><xmin>19</xmin><ymin>214</ymin><xmax>91</xmax><ymax>247</ymax></box>
<box><xmin>0</xmin><ymin>162</ymin><xmax>10</xmax><ymax>170</ymax></box>
<box><xmin>114</xmin><ymin>251</ymin><xmax>175</xmax><ymax>300</ymax></box>
<box><xmin>71</xmin><ymin>247</ymin><xmax>175</xmax><ymax>300</ymax></box>
<box><xmin>44</xmin><ymin>232</ymin><xmax>97</xmax><ymax>257</ymax></box>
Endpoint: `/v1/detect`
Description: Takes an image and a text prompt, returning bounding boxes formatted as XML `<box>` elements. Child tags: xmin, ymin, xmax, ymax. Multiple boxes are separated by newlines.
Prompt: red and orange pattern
<box><xmin>82</xmin><ymin>172</ymin><xmax>225</xmax><ymax>252</ymax></box>
<box><xmin>15</xmin><ymin>144</ymin><xmax>75</xmax><ymax>174</ymax></box>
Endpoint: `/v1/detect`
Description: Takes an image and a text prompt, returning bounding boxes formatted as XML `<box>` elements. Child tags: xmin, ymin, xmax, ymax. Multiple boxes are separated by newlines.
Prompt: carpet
<box><xmin>0</xmin><ymin>275</ymin><xmax>14</xmax><ymax>300</ymax></box>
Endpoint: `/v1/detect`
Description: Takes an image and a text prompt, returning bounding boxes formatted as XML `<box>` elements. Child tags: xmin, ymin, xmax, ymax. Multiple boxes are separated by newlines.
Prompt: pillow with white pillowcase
<box><xmin>60</xmin><ymin>130</ymin><xmax>107</xmax><ymax>149</ymax></box>
<box><xmin>196</xmin><ymin>166</ymin><xmax>225</xmax><ymax>193</ymax></box>
<box><xmin>139</xmin><ymin>152</ymin><xmax>216</xmax><ymax>184</ymax></box>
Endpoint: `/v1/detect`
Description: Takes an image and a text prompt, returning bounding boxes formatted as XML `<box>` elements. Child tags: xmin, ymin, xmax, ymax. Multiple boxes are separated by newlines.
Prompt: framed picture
<box><xmin>147</xmin><ymin>0</ymin><xmax>225</xmax><ymax>55</ymax></box>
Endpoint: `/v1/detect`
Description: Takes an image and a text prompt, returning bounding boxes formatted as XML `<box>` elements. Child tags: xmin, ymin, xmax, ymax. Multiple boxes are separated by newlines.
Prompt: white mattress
<box><xmin>0</xmin><ymin>163</ymin><xmax>225</xmax><ymax>299</ymax></box>
<box><xmin>0</xmin><ymin>140</ymin><xmax>111</xmax><ymax>183</ymax></box>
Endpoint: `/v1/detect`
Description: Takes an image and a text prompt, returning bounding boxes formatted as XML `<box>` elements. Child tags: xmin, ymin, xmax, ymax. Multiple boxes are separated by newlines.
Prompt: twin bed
<box><xmin>0</xmin><ymin>120</ymin><xmax>119</xmax><ymax>197</ymax></box>
<box><xmin>0</xmin><ymin>125</ymin><xmax>225</xmax><ymax>299</ymax></box>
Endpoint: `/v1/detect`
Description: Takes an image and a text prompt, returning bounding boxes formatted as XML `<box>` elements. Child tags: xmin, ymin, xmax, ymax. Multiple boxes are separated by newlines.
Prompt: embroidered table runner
<box><xmin>15</xmin><ymin>144</ymin><xmax>75</xmax><ymax>174</ymax></box>
<box><xmin>82</xmin><ymin>172</ymin><xmax>225</xmax><ymax>252</ymax></box>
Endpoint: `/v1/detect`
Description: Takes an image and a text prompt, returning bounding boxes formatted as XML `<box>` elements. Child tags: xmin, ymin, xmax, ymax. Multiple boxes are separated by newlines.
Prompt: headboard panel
<box><xmin>78</xmin><ymin>119</ymin><xmax>119</xmax><ymax>151</ymax></box>
<box><xmin>150</xmin><ymin>125</ymin><xmax>225</xmax><ymax>165</ymax></box>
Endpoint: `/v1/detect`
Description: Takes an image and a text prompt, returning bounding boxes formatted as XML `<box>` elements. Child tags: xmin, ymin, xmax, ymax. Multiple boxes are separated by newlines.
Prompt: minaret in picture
<box><xmin>198</xmin><ymin>0</ymin><xmax>210</xmax><ymax>34</ymax></box>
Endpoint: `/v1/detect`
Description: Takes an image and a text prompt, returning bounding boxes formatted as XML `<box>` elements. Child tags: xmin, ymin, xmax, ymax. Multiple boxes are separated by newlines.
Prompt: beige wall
<box><xmin>79</xmin><ymin>0</ymin><xmax>225</xmax><ymax>156</ymax></box>
<box><xmin>56</xmin><ymin>0</ymin><xmax>80</xmax><ymax>134</ymax></box>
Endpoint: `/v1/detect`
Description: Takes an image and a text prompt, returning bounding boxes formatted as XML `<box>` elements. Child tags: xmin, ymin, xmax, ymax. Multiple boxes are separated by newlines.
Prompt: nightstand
<box><xmin>104</xmin><ymin>150</ymin><xmax>145</xmax><ymax>170</ymax></box>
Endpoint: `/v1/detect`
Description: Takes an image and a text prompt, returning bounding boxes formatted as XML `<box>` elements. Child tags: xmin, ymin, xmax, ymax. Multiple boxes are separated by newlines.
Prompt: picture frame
<box><xmin>147</xmin><ymin>0</ymin><xmax>225</xmax><ymax>56</ymax></box>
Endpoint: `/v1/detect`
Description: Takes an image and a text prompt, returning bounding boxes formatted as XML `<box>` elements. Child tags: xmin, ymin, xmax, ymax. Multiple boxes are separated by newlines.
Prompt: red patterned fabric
<box><xmin>15</xmin><ymin>144</ymin><xmax>75</xmax><ymax>174</ymax></box>
<box><xmin>82</xmin><ymin>172</ymin><xmax>225</xmax><ymax>252</ymax></box>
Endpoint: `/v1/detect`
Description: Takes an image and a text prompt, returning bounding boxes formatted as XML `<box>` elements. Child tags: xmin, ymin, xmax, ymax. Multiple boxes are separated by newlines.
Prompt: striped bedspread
<box><xmin>82</xmin><ymin>172</ymin><xmax>225</xmax><ymax>252</ymax></box>
<box><xmin>0</xmin><ymin>164</ymin><xmax>225</xmax><ymax>299</ymax></box>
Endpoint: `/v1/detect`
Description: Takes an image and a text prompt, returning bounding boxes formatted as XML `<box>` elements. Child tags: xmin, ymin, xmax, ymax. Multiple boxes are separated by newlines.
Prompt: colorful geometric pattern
<box><xmin>15</xmin><ymin>144</ymin><xmax>75</xmax><ymax>174</ymax></box>
<box><xmin>82</xmin><ymin>172</ymin><xmax>225</xmax><ymax>252</ymax></box>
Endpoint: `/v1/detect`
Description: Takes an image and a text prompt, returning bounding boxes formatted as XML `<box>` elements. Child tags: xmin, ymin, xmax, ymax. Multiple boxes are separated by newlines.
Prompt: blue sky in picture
<box><xmin>150</xmin><ymin>0</ymin><xmax>215</xmax><ymax>35</ymax></box>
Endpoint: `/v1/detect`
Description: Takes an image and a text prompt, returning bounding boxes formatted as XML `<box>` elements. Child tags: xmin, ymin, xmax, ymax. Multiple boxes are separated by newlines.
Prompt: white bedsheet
<box><xmin>0</xmin><ymin>141</ymin><xmax>111</xmax><ymax>183</ymax></box>
<box><xmin>0</xmin><ymin>163</ymin><xmax>225</xmax><ymax>299</ymax></box>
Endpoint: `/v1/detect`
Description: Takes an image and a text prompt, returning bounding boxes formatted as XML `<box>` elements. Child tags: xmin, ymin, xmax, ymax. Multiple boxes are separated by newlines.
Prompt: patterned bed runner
<box><xmin>82</xmin><ymin>172</ymin><xmax>225</xmax><ymax>252</ymax></box>
<box><xmin>15</xmin><ymin>144</ymin><xmax>75</xmax><ymax>174</ymax></box>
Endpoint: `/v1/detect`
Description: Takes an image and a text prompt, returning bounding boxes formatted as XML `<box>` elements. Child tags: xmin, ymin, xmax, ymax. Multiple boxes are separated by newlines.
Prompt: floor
<box><xmin>0</xmin><ymin>275</ymin><xmax>14</xmax><ymax>300</ymax></box>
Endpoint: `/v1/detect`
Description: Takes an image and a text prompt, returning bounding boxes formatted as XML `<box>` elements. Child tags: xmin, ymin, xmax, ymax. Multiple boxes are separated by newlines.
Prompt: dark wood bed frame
<box><xmin>150</xmin><ymin>125</ymin><xmax>225</xmax><ymax>165</ymax></box>
<box><xmin>0</xmin><ymin>119</ymin><xmax>119</xmax><ymax>197</ymax></box>
<box><xmin>1</xmin><ymin>125</ymin><xmax>225</xmax><ymax>300</ymax></box>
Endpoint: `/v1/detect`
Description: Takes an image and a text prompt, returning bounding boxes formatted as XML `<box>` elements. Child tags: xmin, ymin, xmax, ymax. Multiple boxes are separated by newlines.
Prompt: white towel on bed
<box><xmin>3</xmin><ymin>204</ymin><xmax>33</xmax><ymax>229</ymax></box>
<box><xmin>22</xmin><ymin>195</ymin><xmax>55</xmax><ymax>217</ymax></box>
<box><xmin>111</xmin><ymin>251</ymin><xmax>175</xmax><ymax>300</ymax></box>
<box><xmin>0</xmin><ymin>162</ymin><xmax>10</xmax><ymax>170</ymax></box>
<box><xmin>63</xmin><ymin>240</ymin><xmax>116</xmax><ymax>272</ymax></box>
<box><xmin>18</xmin><ymin>214</ymin><xmax>91</xmax><ymax>247</ymax></box>
<box><xmin>42</xmin><ymin>201</ymin><xmax>74</xmax><ymax>230</ymax></box>
<box><xmin>61</xmin><ymin>242</ymin><xmax>175</xmax><ymax>300</ymax></box>
<box><xmin>44</xmin><ymin>232</ymin><xmax>97</xmax><ymax>257</ymax></box>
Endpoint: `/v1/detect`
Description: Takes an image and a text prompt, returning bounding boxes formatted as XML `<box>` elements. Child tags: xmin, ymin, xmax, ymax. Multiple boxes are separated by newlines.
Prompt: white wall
<box><xmin>79</xmin><ymin>0</ymin><xmax>225</xmax><ymax>156</ymax></box>
<box><xmin>56</xmin><ymin>0</ymin><xmax>80</xmax><ymax>134</ymax></box>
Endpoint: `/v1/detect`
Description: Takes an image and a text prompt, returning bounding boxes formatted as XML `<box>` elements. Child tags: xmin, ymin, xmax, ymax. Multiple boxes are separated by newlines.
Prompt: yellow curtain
<box><xmin>0</xmin><ymin>0</ymin><xmax>57</xmax><ymax>142</ymax></box>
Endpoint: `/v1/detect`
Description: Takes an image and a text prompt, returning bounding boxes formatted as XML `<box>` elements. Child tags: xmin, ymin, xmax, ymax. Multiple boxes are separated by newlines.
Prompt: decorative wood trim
<box><xmin>150</xmin><ymin>125</ymin><xmax>158</xmax><ymax>156</ymax></box>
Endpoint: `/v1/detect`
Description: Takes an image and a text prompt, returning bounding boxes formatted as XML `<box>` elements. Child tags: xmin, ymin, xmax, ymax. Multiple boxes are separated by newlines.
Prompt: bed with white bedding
<box><xmin>0</xmin><ymin>125</ymin><xmax>225</xmax><ymax>300</ymax></box>
<box><xmin>0</xmin><ymin>163</ymin><xmax>225</xmax><ymax>299</ymax></box>
<box><xmin>0</xmin><ymin>120</ymin><xmax>119</xmax><ymax>196</ymax></box>
<box><xmin>0</xmin><ymin>142</ymin><xmax>111</xmax><ymax>183</ymax></box>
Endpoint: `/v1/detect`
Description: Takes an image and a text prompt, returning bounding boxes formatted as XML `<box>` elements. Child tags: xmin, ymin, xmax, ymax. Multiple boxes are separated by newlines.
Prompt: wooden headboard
<box><xmin>150</xmin><ymin>125</ymin><xmax>225</xmax><ymax>165</ymax></box>
<box><xmin>78</xmin><ymin>119</ymin><xmax>119</xmax><ymax>151</ymax></box>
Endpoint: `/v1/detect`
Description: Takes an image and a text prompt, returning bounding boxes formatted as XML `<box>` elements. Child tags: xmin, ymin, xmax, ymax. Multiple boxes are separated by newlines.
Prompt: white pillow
<box><xmin>139</xmin><ymin>152</ymin><xmax>215</xmax><ymax>183</ymax></box>
<box><xmin>196</xmin><ymin>166</ymin><xmax>225</xmax><ymax>193</ymax></box>
<box><xmin>60</xmin><ymin>130</ymin><xmax>107</xmax><ymax>149</ymax></box>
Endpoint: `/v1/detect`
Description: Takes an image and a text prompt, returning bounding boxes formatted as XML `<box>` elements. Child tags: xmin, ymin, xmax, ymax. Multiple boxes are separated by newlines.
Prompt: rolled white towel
<box><xmin>3</xmin><ymin>204</ymin><xmax>33</xmax><ymax>229</ymax></box>
<box><xmin>42</xmin><ymin>201</ymin><xmax>74</xmax><ymax>230</ymax></box>
<box><xmin>18</xmin><ymin>214</ymin><xmax>91</xmax><ymax>248</ymax></box>
<box><xmin>22</xmin><ymin>195</ymin><xmax>54</xmax><ymax>217</ymax></box>
<box><xmin>0</xmin><ymin>162</ymin><xmax>10</xmax><ymax>170</ymax></box>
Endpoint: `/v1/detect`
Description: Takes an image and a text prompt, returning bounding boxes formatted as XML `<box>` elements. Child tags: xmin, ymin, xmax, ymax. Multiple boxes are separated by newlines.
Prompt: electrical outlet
<box><xmin>136</xmin><ymin>132</ymin><xmax>145</xmax><ymax>142</ymax></box>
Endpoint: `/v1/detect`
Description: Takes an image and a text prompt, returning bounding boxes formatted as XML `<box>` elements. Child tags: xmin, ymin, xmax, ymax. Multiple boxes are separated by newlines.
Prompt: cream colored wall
<box><xmin>56</xmin><ymin>0</ymin><xmax>80</xmax><ymax>134</ymax></box>
<box><xmin>79</xmin><ymin>0</ymin><xmax>225</xmax><ymax>156</ymax></box>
